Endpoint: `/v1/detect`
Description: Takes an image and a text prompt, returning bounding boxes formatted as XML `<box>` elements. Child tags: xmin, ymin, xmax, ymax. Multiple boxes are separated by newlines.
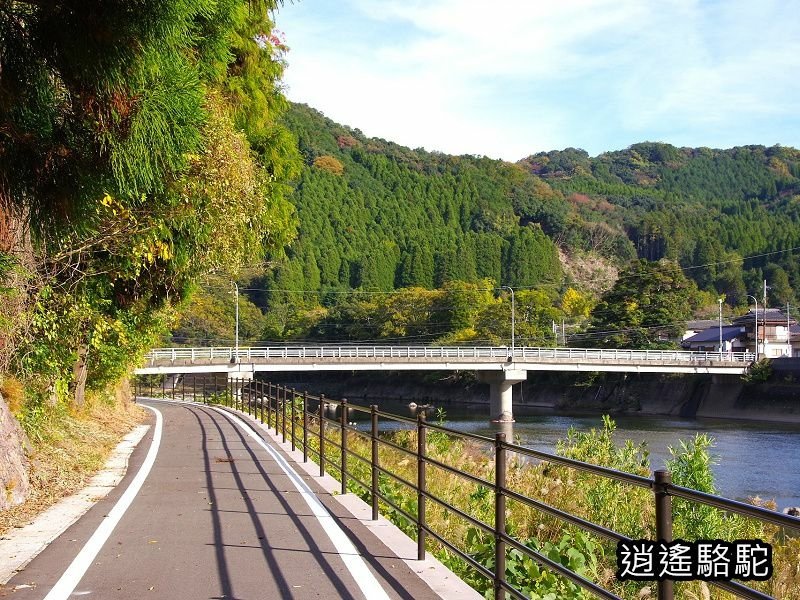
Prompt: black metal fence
<box><xmin>134</xmin><ymin>376</ymin><xmax>800</xmax><ymax>600</ymax></box>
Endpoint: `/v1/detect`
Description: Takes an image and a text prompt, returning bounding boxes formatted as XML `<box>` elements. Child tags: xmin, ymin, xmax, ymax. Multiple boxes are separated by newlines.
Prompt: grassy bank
<box><xmin>250</xmin><ymin>395</ymin><xmax>800</xmax><ymax>600</ymax></box>
<box><xmin>0</xmin><ymin>383</ymin><xmax>145</xmax><ymax>536</ymax></box>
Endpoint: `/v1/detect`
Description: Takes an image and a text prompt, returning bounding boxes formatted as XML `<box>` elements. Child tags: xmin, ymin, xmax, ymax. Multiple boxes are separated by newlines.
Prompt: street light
<box><xmin>746</xmin><ymin>295</ymin><xmax>759</xmax><ymax>361</ymax></box>
<box><xmin>718</xmin><ymin>298</ymin><xmax>723</xmax><ymax>355</ymax></box>
<box><xmin>232</xmin><ymin>281</ymin><xmax>239</xmax><ymax>361</ymax></box>
<box><xmin>500</xmin><ymin>286</ymin><xmax>515</xmax><ymax>357</ymax></box>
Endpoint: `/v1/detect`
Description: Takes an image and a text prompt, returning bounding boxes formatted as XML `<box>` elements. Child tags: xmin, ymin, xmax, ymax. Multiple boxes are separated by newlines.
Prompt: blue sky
<box><xmin>274</xmin><ymin>0</ymin><xmax>800</xmax><ymax>161</ymax></box>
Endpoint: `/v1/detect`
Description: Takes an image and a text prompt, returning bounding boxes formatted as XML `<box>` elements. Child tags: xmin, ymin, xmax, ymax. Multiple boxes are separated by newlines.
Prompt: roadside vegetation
<box><xmin>0</xmin><ymin>381</ymin><xmax>144</xmax><ymax>535</ymax></box>
<box><xmin>247</xmin><ymin>393</ymin><xmax>799</xmax><ymax>600</ymax></box>
<box><xmin>0</xmin><ymin>1</ymin><xmax>298</xmax><ymax>511</ymax></box>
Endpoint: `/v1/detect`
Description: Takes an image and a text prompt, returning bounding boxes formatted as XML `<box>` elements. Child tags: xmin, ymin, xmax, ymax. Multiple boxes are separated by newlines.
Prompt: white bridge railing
<box><xmin>143</xmin><ymin>346</ymin><xmax>755</xmax><ymax>364</ymax></box>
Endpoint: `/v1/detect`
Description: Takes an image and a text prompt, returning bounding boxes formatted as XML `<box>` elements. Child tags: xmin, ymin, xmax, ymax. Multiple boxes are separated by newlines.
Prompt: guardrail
<box><xmin>136</xmin><ymin>376</ymin><xmax>797</xmax><ymax>600</ymax></box>
<box><xmin>143</xmin><ymin>345</ymin><xmax>756</xmax><ymax>364</ymax></box>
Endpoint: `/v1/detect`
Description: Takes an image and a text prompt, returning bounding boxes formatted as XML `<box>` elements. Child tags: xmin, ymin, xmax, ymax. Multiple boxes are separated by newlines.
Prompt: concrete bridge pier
<box><xmin>228</xmin><ymin>370</ymin><xmax>254</xmax><ymax>403</ymax></box>
<box><xmin>478</xmin><ymin>370</ymin><xmax>527</xmax><ymax>422</ymax></box>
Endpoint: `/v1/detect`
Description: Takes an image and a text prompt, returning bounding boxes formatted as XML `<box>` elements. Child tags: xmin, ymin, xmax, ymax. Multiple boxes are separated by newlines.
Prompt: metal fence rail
<box><xmin>143</xmin><ymin>345</ymin><xmax>756</xmax><ymax>364</ymax></box>
<box><xmin>135</xmin><ymin>376</ymin><xmax>796</xmax><ymax>600</ymax></box>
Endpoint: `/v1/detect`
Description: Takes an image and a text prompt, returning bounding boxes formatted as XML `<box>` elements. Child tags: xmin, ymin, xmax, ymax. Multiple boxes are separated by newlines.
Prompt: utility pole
<box><xmin>763</xmin><ymin>279</ymin><xmax>768</xmax><ymax>354</ymax></box>
<box><xmin>718</xmin><ymin>298</ymin><xmax>723</xmax><ymax>355</ymax></box>
<box><xmin>747</xmin><ymin>295</ymin><xmax>759</xmax><ymax>361</ymax></box>
<box><xmin>500</xmin><ymin>286</ymin><xmax>515</xmax><ymax>356</ymax></box>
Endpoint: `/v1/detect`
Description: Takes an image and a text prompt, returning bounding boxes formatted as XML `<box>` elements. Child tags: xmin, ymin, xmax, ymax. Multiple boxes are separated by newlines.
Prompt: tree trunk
<box><xmin>71</xmin><ymin>344</ymin><xmax>89</xmax><ymax>408</ymax></box>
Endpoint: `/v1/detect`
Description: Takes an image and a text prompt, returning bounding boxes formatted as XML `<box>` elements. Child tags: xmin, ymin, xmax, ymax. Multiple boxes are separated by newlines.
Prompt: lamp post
<box><xmin>746</xmin><ymin>295</ymin><xmax>759</xmax><ymax>361</ymax></box>
<box><xmin>500</xmin><ymin>286</ymin><xmax>515</xmax><ymax>357</ymax></box>
<box><xmin>718</xmin><ymin>298</ymin><xmax>723</xmax><ymax>355</ymax></box>
<box><xmin>232</xmin><ymin>281</ymin><xmax>239</xmax><ymax>361</ymax></box>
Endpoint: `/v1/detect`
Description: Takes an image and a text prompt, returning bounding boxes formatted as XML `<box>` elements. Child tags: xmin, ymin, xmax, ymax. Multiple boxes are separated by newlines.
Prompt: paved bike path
<box><xmin>3</xmin><ymin>400</ymin><xmax>445</xmax><ymax>599</ymax></box>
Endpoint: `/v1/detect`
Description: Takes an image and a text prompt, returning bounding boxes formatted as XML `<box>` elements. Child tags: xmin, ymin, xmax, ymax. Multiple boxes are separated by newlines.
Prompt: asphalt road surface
<box><xmin>3</xmin><ymin>400</ymin><xmax>442</xmax><ymax>599</ymax></box>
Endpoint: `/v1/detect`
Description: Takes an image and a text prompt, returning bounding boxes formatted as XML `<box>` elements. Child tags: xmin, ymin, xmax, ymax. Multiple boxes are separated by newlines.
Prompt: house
<box><xmin>731</xmin><ymin>309</ymin><xmax>797</xmax><ymax>358</ymax></box>
<box><xmin>681</xmin><ymin>325</ymin><xmax>744</xmax><ymax>353</ymax></box>
<box><xmin>683</xmin><ymin>320</ymin><xmax>720</xmax><ymax>341</ymax></box>
<box><xmin>681</xmin><ymin>309</ymin><xmax>798</xmax><ymax>357</ymax></box>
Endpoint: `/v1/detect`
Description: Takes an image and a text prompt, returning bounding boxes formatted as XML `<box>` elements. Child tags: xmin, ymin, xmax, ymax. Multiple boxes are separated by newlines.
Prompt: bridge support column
<box><xmin>478</xmin><ymin>370</ymin><xmax>527</xmax><ymax>422</ymax></box>
<box><xmin>227</xmin><ymin>364</ymin><xmax>254</xmax><ymax>383</ymax></box>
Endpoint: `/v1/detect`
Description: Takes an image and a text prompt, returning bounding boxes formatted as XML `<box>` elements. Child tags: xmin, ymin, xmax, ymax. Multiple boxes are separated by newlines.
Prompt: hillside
<box><xmin>520</xmin><ymin>143</ymin><xmax>800</xmax><ymax>302</ymax></box>
<box><xmin>274</xmin><ymin>105</ymin><xmax>799</xmax><ymax>300</ymax></box>
<box><xmin>176</xmin><ymin>105</ymin><xmax>800</xmax><ymax>346</ymax></box>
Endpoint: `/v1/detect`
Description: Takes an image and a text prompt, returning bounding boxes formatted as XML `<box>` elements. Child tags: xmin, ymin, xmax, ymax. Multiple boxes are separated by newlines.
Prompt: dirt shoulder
<box><xmin>0</xmin><ymin>395</ymin><xmax>145</xmax><ymax>536</ymax></box>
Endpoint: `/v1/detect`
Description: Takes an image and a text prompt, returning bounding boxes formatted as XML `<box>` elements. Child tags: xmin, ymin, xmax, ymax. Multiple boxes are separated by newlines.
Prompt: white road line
<box><xmin>43</xmin><ymin>405</ymin><xmax>163</xmax><ymax>600</ymax></box>
<box><xmin>208</xmin><ymin>406</ymin><xmax>392</xmax><ymax>600</ymax></box>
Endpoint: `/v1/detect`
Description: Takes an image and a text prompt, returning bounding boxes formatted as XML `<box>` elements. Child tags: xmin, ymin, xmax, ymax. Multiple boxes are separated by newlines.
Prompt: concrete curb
<box><xmin>0</xmin><ymin>424</ymin><xmax>150</xmax><ymax>584</ymax></box>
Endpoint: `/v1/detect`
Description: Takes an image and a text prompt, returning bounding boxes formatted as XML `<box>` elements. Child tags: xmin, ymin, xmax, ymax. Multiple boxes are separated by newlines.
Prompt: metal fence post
<box><xmin>267</xmin><ymin>383</ymin><xmax>273</xmax><ymax>427</ymax></box>
<box><xmin>281</xmin><ymin>385</ymin><xmax>287</xmax><ymax>444</ymax></box>
<box><xmin>655</xmin><ymin>469</ymin><xmax>674</xmax><ymax>600</ymax></box>
<box><xmin>259</xmin><ymin>380</ymin><xmax>264</xmax><ymax>423</ymax></box>
<box><xmin>417</xmin><ymin>412</ymin><xmax>427</xmax><ymax>561</ymax></box>
<box><xmin>303</xmin><ymin>391</ymin><xmax>309</xmax><ymax>463</ymax></box>
<box><xmin>319</xmin><ymin>395</ymin><xmax>326</xmax><ymax>477</ymax></box>
<box><xmin>291</xmin><ymin>388</ymin><xmax>297</xmax><ymax>452</ymax></box>
<box><xmin>495</xmin><ymin>433</ymin><xmax>507</xmax><ymax>599</ymax></box>
<box><xmin>371</xmin><ymin>404</ymin><xmax>379</xmax><ymax>521</ymax></box>
<box><xmin>275</xmin><ymin>385</ymin><xmax>281</xmax><ymax>435</ymax></box>
<box><xmin>275</xmin><ymin>384</ymin><xmax>281</xmax><ymax>435</ymax></box>
<box><xmin>340</xmin><ymin>399</ymin><xmax>348</xmax><ymax>495</ymax></box>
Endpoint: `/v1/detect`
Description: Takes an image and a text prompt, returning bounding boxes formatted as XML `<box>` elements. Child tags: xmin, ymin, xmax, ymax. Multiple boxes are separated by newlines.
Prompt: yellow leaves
<box><xmin>91</xmin><ymin>316</ymin><xmax>128</xmax><ymax>349</ymax></box>
<box><xmin>97</xmin><ymin>192</ymin><xmax>134</xmax><ymax>221</ymax></box>
<box><xmin>561</xmin><ymin>287</ymin><xmax>592</xmax><ymax>319</ymax></box>
<box><xmin>313</xmin><ymin>155</ymin><xmax>345</xmax><ymax>175</ymax></box>
<box><xmin>131</xmin><ymin>239</ymin><xmax>173</xmax><ymax>267</ymax></box>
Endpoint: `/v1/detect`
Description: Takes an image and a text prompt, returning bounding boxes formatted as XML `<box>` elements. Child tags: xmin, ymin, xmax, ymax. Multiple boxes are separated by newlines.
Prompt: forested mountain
<box><xmin>272</xmin><ymin>105</ymin><xmax>800</xmax><ymax>301</ymax></box>
<box><xmin>177</xmin><ymin>104</ymin><xmax>800</xmax><ymax>347</ymax></box>
<box><xmin>267</xmin><ymin>105</ymin><xmax>571</xmax><ymax>295</ymax></box>
<box><xmin>521</xmin><ymin>143</ymin><xmax>800</xmax><ymax>304</ymax></box>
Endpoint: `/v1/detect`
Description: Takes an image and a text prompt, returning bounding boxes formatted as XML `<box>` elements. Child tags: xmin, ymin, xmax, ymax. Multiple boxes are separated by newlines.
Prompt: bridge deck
<box><xmin>135</xmin><ymin>346</ymin><xmax>753</xmax><ymax>376</ymax></box>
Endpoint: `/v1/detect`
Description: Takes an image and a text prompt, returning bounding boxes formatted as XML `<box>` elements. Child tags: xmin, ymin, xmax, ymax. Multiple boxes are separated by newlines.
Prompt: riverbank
<box><xmin>262</xmin><ymin>368</ymin><xmax>800</xmax><ymax>424</ymax></box>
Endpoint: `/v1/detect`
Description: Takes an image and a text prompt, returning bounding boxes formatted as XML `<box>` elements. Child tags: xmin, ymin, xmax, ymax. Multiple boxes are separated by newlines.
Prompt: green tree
<box><xmin>1</xmin><ymin>0</ymin><xmax>298</xmax><ymax>404</ymax></box>
<box><xmin>586</xmin><ymin>259</ymin><xmax>700</xmax><ymax>349</ymax></box>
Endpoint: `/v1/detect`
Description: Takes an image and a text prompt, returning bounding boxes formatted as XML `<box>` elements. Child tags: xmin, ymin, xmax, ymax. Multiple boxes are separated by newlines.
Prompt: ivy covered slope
<box><xmin>0</xmin><ymin>2</ymin><xmax>298</xmax><ymax>418</ymax></box>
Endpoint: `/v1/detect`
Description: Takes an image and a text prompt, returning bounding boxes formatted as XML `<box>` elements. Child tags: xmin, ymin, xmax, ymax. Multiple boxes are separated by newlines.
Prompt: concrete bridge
<box><xmin>135</xmin><ymin>345</ymin><xmax>754</xmax><ymax>421</ymax></box>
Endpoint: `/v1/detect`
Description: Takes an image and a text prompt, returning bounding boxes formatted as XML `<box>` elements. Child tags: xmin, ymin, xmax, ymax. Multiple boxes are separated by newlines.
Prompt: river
<box><xmin>346</xmin><ymin>398</ymin><xmax>800</xmax><ymax>510</ymax></box>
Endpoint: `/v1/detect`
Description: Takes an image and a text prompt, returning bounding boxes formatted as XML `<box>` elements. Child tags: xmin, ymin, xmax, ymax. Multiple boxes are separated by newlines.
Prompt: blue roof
<box><xmin>683</xmin><ymin>326</ymin><xmax>742</xmax><ymax>344</ymax></box>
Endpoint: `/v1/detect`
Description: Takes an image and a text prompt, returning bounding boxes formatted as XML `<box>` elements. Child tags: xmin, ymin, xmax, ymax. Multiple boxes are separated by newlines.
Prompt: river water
<box><xmin>347</xmin><ymin>399</ymin><xmax>800</xmax><ymax>510</ymax></box>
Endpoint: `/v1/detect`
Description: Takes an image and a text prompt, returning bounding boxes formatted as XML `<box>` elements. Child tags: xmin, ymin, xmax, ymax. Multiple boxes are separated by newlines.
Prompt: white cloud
<box><xmin>276</xmin><ymin>0</ymin><xmax>800</xmax><ymax>158</ymax></box>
